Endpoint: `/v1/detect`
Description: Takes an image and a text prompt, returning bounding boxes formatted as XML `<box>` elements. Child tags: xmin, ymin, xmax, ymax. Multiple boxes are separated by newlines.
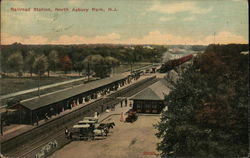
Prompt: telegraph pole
<box><xmin>38</xmin><ymin>71</ymin><xmax>40</xmax><ymax>98</ymax></box>
<box><xmin>214</xmin><ymin>32</ymin><xmax>216</xmax><ymax>44</ymax></box>
<box><xmin>87</xmin><ymin>61</ymin><xmax>90</xmax><ymax>82</ymax></box>
<box><xmin>130</xmin><ymin>62</ymin><xmax>133</xmax><ymax>74</ymax></box>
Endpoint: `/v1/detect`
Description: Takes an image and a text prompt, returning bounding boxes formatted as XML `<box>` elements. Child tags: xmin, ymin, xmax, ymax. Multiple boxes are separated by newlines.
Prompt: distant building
<box><xmin>130</xmin><ymin>79</ymin><xmax>170</xmax><ymax>114</ymax></box>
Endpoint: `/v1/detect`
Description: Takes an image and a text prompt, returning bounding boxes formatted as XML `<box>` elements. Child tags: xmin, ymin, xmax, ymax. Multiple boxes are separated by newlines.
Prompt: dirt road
<box><xmin>50</xmin><ymin>115</ymin><xmax>160</xmax><ymax>158</ymax></box>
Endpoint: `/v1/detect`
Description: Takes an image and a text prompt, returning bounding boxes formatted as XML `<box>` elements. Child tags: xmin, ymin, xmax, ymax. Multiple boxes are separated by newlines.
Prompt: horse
<box><xmin>100</xmin><ymin>122</ymin><xmax>115</xmax><ymax>129</ymax></box>
<box><xmin>106</xmin><ymin>122</ymin><xmax>115</xmax><ymax>129</ymax></box>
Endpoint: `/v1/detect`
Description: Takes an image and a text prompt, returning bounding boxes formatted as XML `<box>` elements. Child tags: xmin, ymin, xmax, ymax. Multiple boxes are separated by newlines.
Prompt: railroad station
<box><xmin>130</xmin><ymin>79</ymin><xmax>170</xmax><ymax>114</ymax></box>
<box><xmin>0</xmin><ymin>51</ymin><xmax>196</xmax><ymax>158</ymax></box>
<box><xmin>0</xmin><ymin>66</ymin><xmax>169</xmax><ymax>157</ymax></box>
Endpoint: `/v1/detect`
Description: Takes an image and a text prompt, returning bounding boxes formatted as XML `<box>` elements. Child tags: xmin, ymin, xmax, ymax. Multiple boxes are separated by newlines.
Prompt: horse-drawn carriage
<box><xmin>69</xmin><ymin>116</ymin><xmax>115</xmax><ymax>140</ymax></box>
<box><xmin>70</xmin><ymin>124</ymin><xmax>94</xmax><ymax>141</ymax></box>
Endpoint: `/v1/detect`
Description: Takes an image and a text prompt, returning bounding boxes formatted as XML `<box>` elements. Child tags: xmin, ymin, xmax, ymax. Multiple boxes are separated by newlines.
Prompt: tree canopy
<box><xmin>1</xmin><ymin>44</ymin><xmax>167</xmax><ymax>77</ymax></box>
<box><xmin>156</xmin><ymin>44</ymin><xmax>249</xmax><ymax>157</ymax></box>
<box><xmin>33</xmin><ymin>55</ymin><xmax>49</xmax><ymax>75</ymax></box>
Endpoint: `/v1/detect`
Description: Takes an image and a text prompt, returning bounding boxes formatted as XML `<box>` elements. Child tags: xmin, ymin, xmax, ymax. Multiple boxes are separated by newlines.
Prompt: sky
<box><xmin>1</xmin><ymin>0</ymin><xmax>248</xmax><ymax>45</ymax></box>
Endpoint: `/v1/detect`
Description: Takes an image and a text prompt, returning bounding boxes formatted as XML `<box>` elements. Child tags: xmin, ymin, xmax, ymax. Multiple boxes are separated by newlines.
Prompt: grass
<box><xmin>0</xmin><ymin>77</ymin><xmax>72</xmax><ymax>95</ymax></box>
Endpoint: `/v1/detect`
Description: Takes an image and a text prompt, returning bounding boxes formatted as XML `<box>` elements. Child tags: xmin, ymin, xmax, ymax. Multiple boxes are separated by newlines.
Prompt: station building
<box><xmin>130</xmin><ymin>79</ymin><xmax>169</xmax><ymax>114</ymax></box>
<box><xmin>5</xmin><ymin>75</ymin><xmax>130</xmax><ymax>124</ymax></box>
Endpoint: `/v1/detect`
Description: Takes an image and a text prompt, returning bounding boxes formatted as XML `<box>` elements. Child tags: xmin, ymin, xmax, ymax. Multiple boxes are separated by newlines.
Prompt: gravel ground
<box><xmin>49</xmin><ymin>115</ymin><xmax>160</xmax><ymax>158</ymax></box>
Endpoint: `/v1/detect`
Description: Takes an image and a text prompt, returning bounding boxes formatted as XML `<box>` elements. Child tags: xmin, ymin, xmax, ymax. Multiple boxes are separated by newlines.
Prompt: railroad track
<box><xmin>3</xmin><ymin>76</ymin><xmax>159</xmax><ymax>158</ymax></box>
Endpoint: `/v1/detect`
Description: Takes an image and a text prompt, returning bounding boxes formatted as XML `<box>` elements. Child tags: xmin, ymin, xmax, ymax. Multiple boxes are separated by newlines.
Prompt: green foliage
<box><xmin>7</xmin><ymin>51</ymin><xmax>24</xmax><ymax>75</ymax></box>
<box><xmin>24</xmin><ymin>50</ymin><xmax>36</xmax><ymax>76</ymax></box>
<box><xmin>48</xmin><ymin>50</ymin><xmax>59</xmax><ymax>72</ymax></box>
<box><xmin>83</xmin><ymin>55</ymin><xmax>118</xmax><ymax>78</ymax></box>
<box><xmin>33</xmin><ymin>55</ymin><xmax>48</xmax><ymax>75</ymax></box>
<box><xmin>1</xmin><ymin>44</ymin><xmax>167</xmax><ymax>75</ymax></box>
<box><xmin>156</xmin><ymin>44</ymin><xmax>249</xmax><ymax>157</ymax></box>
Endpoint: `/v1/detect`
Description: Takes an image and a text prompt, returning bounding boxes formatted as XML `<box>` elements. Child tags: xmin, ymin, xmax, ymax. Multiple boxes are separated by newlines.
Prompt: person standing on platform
<box><xmin>45</xmin><ymin>113</ymin><xmax>49</xmax><ymax>121</ymax></box>
<box><xmin>36</xmin><ymin>115</ymin><xmax>39</xmax><ymax>126</ymax></box>
<box><xmin>65</xmin><ymin>127</ymin><xmax>69</xmax><ymax>138</ymax></box>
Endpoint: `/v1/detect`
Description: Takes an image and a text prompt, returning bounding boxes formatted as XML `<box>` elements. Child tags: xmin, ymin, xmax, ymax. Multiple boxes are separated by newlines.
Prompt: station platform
<box><xmin>0</xmin><ymin>73</ymin><xmax>159</xmax><ymax>142</ymax></box>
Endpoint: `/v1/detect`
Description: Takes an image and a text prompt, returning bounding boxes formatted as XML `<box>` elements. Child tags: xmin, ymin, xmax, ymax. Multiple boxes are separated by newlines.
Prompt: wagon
<box><xmin>70</xmin><ymin>124</ymin><xmax>94</xmax><ymax>141</ymax></box>
<box><xmin>125</xmin><ymin>110</ymin><xmax>138</xmax><ymax>123</ymax></box>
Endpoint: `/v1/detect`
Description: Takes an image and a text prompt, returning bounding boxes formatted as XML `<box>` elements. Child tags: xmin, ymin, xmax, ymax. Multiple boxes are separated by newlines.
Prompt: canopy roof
<box><xmin>130</xmin><ymin>79</ymin><xmax>170</xmax><ymax>101</ymax></box>
<box><xmin>19</xmin><ymin>75</ymin><xmax>127</xmax><ymax>110</ymax></box>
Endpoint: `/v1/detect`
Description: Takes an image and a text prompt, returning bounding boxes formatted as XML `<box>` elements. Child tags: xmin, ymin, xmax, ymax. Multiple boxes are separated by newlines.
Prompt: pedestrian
<box><xmin>45</xmin><ymin>113</ymin><xmax>49</xmax><ymax>121</ymax></box>
<box><xmin>120</xmin><ymin>112</ymin><xmax>124</xmax><ymax>122</ymax></box>
<box><xmin>65</xmin><ymin>127</ymin><xmax>69</xmax><ymax>138</ymax></box>
<box><xmin>50</xmin><ymin>107</ymin><xmax>54</xmax><ymax>117</ymax></box>
<box><xmin>36</xmin><ymin>115</ymin><xmax>39</xmax><ymax>126</ymax></box>
<box><xmin>69</xmin><ymin>131</ymin><xmax>72</xmax><ymax>139</ymax></box>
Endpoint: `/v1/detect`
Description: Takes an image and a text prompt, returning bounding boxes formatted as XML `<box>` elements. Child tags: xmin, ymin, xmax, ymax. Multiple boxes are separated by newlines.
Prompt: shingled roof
<box><xmin>20</xmin><ymin>75</ymin><xmax>127</xmax><ymax>110</ymax></box>
<box><xmin>130</xmin><ymin>79</ymin><xmax>170</xmax><ymax>101</ymax></box>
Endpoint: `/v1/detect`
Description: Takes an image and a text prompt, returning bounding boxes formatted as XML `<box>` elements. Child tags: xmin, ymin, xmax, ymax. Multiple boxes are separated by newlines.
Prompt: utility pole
<box><xmin>130</xmin><ymin>62</ymin><xmax>133</xmax><ymax>74</ymax></box>
<box><xmin>38</xmin><ymin>71</ymin><xmax>40</xmax><ymax>98</ymax></box>
<box><xmin>214</xmin><ymin>32</ymin><xmax>216</xmax><ymax>44</ymax></box>
<box><xmin>87</xmin><ymin>61</ymin><xmax>90</xmax><ymax>82</ymax></box>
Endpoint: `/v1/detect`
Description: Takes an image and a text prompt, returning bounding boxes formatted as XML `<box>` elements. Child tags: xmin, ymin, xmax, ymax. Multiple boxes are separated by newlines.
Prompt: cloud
<box><xmin>183</xmin><ymin>16</ymin><xmax>196</xmax><ymax>21</ymax></box>
<box><xmin>123</xmin><ymin>31</ymin><xmax>196</xmax><ymax>45</ymax></box>
<box><xmin>51</xmin><ymin>33</ymin><xmax>121</xmax><ymax>44</ymax></box>
<box><xmin>148</xmin><ymin>1</ymin><xmax>212</xmax><ymax>14</ymax></box>
<box><xmin>202</xmin><ymin>31</ymin><xmax>248</xmax><ymax>45</ymax></box>
<box><xmin>1</xmin><ymin>33</ymin><xmax>48</xmax><ymax>44</ymax></box>
<box><xmin>2</xmin><ymin>31</ymin><xmax>247</xmax><ymax>45</ymax></box>
<box><xmin>120</xmin><ymin>31</ymin><xmax>247</xmax><ymax>45</ymax></box>
<box><xmin>159</xmin><ymin>17</ymin><xmax>175</xmax><ymax>22</ymax></box>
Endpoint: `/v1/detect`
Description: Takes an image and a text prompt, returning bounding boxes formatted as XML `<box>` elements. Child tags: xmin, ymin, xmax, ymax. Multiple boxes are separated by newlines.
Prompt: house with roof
<box><xmin>130</xmin><ymin>79</ymin><xmax>170</xmax><ymax>114</ymax></box>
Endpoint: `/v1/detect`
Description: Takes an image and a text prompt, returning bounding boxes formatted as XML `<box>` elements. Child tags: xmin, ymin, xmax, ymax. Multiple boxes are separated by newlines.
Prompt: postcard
<box><xmin>0</xmin><ymin>0</ymin><xmax>248</xmax><ymax>158</ymax></box>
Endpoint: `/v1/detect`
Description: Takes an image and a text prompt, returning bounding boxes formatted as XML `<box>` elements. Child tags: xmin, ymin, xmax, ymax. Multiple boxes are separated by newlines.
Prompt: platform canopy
<box><xmin>130</xmin><ymin>79</ymin><xmax>170</xmax><ymax>101</ymax></box>
<box><xmin>19</xmin><ymin>74</ymin><xmax>127</xmax><ymax>111</ymax></box>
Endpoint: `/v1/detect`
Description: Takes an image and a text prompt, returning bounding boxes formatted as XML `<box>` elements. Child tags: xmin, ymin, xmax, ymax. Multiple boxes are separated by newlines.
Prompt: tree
<box><xmin>7</xmin><ymin>51</ymin><xmax>24</xmax><ymax>76</ymax></box>
<box><xmin>105</xmin><ymin>56</ymin><xmax>120</xmax><ymax>74</ymax></box>
<box><xmin>48</xmin><ymin>50</ymin><xmax>59</xmax><ymax>77</ymax></box>
<box><xmin>59</xmin><ymin>55</ymin><xmax>72</xmax><ymax>73</ymax></box>
<box><xmin>0</xmin><ymin>51</ymin><xmax>8</xmax><ymax>75</ymax></box>
<box><xmin>156</xmin><ymin>44</ymin><xmax>249</xmax><ymax>157</ymax></box>
<box><xmin>33</xmin><ymin>55</ymin><xmax>48</xmax><ymax>75</ymax></box>
<box><xmin>72</xmin><ymin>52</ymin><xmax>86</xmax><ymax>76</ymax></box>
<box><xmin>24</xmin><ymin>50</ymin><xmax>36</xmax><ymax>77</ymax></box>
<box><xmin>83</xmin><ymin>55</ymin><xmax>112</xmax><ymax>78</ymax></box>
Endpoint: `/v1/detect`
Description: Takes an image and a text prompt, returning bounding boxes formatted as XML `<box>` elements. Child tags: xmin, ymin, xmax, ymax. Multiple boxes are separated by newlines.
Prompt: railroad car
<box><xmin>159</xmin><ymin>54</ymin><xmax>193</xmax><ymax>73</ymax></box>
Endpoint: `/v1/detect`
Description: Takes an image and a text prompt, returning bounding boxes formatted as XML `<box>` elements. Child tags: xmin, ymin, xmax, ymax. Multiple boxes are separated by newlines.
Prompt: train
<box><xmin>159</xmin><ymin>54</ymin><xmax>193</xmax><ymax>73</ymax></box>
